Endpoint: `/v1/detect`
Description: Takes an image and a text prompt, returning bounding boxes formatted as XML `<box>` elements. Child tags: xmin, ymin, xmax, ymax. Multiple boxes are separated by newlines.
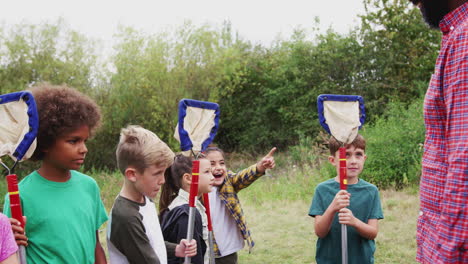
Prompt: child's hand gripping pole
<box><xmin>185</xmin><ymin>160</ymin><xmax>200</xmax><ymax>264</ymax></box>
<box><xmin>6</xmin><ymin>173</ymin><xmax>27</xmax><ymax>264</ymax></box>
<box><xmin>203</xmin><ymin>193</ymin><xmax>215</xmax><ymax>264</ymax></box>
<box><xmin>339</xmin><ymin>147</ymin><xmax>348</xmax><ymax>264</ymax></box>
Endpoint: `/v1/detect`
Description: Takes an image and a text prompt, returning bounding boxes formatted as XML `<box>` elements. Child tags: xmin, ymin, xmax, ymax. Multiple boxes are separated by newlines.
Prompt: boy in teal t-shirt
<box><xmin>309</xmin><ymin>134</ymin><xmax>383</xmax><ymax>264</ymax></box>
<box><xmin>3</xmin><ymin>84</ymin><xmax>108</xmax><ymax>263</ymax></box>
<box><xmin>3</xmin><ymin>170</ymin><xmax>107</xmax><ymax>263</ymax></box>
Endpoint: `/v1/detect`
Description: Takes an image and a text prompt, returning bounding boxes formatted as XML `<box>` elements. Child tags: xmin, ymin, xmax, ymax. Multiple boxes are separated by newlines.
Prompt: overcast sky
<box><xmin>0</xmin><ymin>0</ymin><xmax>366</xmax><ymax>47</ymax></box>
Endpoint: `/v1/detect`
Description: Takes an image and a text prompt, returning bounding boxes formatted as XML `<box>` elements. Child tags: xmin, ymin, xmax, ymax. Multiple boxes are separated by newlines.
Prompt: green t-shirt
<box><xmin>3</xmin><ymin>170</ymin><xmax>108</xmax><ymax>264</ymax></box>
<box><xmin>309</xmin><ymin>178</ymin><xmax>384</xmax><ymax>264</ymax></box>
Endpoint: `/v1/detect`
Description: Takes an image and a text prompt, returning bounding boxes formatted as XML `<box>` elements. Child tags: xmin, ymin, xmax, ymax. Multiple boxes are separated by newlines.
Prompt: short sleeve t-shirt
<box><xmin>107</xmin><ymin>195</ymin><xmax>167</xmax><ymax>264</ymax></box>
<box><xmin>208</xmin><ymin>187</ymin><xmax>244</xmax><ymax>257</ymax></box>
<box><xmin>309</xmin><ymin>179</ymin><xmax>384</xmax><ymax>264</ymax></box>
<box><xmin>0</xmin><ymin>213</ymin><xmax>18</xmax><ymax>262</ymax></box>
<box><xmin>3</xmin><ymin>170</ymin><xmax>108</xmax><ymax>264</ymax></box>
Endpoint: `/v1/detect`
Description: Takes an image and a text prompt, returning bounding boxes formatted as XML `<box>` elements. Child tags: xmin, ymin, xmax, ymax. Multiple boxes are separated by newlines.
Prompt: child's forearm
<box><xmin>255</xmin><ymin>163</ymin><xmax>267</xmax><ymax>174</ymax></box>
<box><xmin>94</xmin><ymin>232</ymin><xmax>107</xmax><ymax>264</ymax></box>
<box><xmin>94</xmin><ymin>244</ymin><xmax>107</xmax><ymax>264</ymax></box>
<box><xmin>352</xmin><ymin>218</ymin><xmax>379</xmax><ymax>240</ymax></box>
<box><xmin>314</xmin><ymin>206</ymin><xmax>337</xmax><ymax>238</ymax></box>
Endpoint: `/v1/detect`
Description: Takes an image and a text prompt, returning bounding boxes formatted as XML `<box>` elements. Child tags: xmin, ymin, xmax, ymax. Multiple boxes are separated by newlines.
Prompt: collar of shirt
<box><xmin>177</xmin><ymin>189</ymin><xmax>206</xmax><ymax>213</ymax></box>
<box><xmin>440</xmin><ymin>2</ymin><xmax>468</xmax><ymax>35</ymax></box>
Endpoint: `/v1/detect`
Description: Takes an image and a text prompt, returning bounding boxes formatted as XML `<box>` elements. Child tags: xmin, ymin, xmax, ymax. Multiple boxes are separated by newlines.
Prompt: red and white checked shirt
<box><xmin>417</xmin><ymin>3</ymin><xmax>468</xmax><ymax>263</ymax></box>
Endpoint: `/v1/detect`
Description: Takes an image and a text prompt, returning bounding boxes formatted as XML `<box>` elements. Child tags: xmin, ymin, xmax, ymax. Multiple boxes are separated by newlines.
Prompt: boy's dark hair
<box><xmin>158</xmin><ymin>153</ymin><xmax>206</xmax><ymax>216</ymax></box>
<box><xmin>29</xmin><ymin>83</ymin><xmax>101</xmax><ymax>161</ymax></box>
<box><xmin>329</xmin><ymin>134</ymin><xmax>366</xmax><ymax>156</ymax></box>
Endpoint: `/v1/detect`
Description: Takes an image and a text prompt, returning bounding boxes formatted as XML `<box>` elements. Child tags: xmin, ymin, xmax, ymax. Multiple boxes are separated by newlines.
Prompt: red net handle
<box><xmin>203</xmin><ymin>193</ymin><xmax>213</xmax><ymax>231</ymax></box>
<box><xmin>6</xmin><ymin>174</ymin><xmax>25</xmax><ymax>228</ymax></box>
<box><xmin>189</xmin><ymin>160</ymin><xmax>200</xmax><ymax>207</ymax></box>
<box><xmin>339</xmin><ymin>147</ymin><xmax>347</xmax><ymax>190</ymax></box>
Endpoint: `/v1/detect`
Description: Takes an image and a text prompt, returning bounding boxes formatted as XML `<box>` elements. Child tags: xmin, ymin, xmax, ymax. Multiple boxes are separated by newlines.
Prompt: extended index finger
<box><xmin>265</xmin><ymin>147</ymin><xmax>277</xmax><ymax>157</ymax></box>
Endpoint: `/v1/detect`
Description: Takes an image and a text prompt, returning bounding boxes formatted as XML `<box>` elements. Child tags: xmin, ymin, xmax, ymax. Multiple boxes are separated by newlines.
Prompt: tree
<box><xmin>357</xmin><ymin>0</ymin><xmax>440</xmax><ymax>114</ymax></box>
<box><xmin>0</xmin><ymin>19</ymin><xmax>98</xmax><ymax>94</ymax></box>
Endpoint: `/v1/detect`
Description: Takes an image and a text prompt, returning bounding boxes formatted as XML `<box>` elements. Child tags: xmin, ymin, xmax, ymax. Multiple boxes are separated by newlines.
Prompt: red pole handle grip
<box><xmin>203</xmin><ymin>193</ymin><xmax>213</xmax><ymax>231</ymax></box>
<box><xmin>339</xmin><ymin>147</ymin><xmax>347</xmax><ymax>190</ymax></box>
<box><xmin>6</xmin><ymin>174</ymin><xmax>25</xmax><ymax>228</ymax></box>
<box><xmin>189</xmin><ymin>160</ymin><xmax>200</xmax><ymax>207</ymax></box>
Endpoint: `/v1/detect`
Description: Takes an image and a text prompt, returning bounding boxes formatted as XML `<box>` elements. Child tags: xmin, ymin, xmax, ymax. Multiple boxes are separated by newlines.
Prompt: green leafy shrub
<box><xmin>362</xmin><ymin>97</ymin><xmax>425</xmax><ymax>188</ymax></box>
<box><xmin>0</xmin><ymin>0</ymin><xmax>438</xmax><ymax>173</ymax></box>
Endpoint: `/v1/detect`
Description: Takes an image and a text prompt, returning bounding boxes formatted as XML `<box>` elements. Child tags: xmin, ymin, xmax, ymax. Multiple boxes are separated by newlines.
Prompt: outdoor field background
<box><xmin>91</xmin><ymin>151</ymin><xmax>420</xmax><ymax>264</ymax></box>
<box><xmin>0</xmin><ymin>134</ymin><xmax>421</xmax><ymax>263</ymax></box>
<box><xmin>0</xmin><ymin>0</ymin><xmax>435</xmax><ymax>263</ymax></box>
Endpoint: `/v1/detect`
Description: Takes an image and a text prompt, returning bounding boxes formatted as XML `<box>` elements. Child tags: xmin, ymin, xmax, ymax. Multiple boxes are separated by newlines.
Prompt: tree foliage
<box><xmin>0</xmin><ymin>19</ymin><xmax>98</xmax><ymax>94</ymax></box>
<box><xmin>0</xmin><ymin>0</ymin><xmax>439</xmax><ymax>187</ymax></box>
<box><xmin>357</xmin><ymin>0</ymin><xmax>440</xmax><ymax>115</ymax></box>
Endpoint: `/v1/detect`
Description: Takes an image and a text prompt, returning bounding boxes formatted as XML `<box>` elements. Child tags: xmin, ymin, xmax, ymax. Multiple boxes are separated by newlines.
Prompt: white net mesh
<box><xmin>323</xmin><ymin>100</ymin><xmax>361</xmax><ymax>144</ymax></box>
<box><xmin>0</xmin><ymin>99</ymin><xmax>37</xmax><ymax>161</ymax></box>
<box><xmin>174</xmin><ymin>106</ymin><xmax>216</xmax><ymax>155</ymax></box>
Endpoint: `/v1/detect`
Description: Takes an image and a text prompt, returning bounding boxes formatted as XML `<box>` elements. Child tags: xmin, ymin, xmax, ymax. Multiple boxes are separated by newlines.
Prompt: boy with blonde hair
<box><xmin>309</xmin><ymin>134</ymin><xmax>384</xmax><ymax>264</ymax></box>
<box><xmin>107</xmin><ymin>125</ymin><xmax>196</xmax><ymax>264</ymax></box>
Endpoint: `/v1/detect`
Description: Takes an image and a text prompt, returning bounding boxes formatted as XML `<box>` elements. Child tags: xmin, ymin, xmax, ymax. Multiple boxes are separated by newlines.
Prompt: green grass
<box><xmin>236</xmin><ymin>182</ymin><xmax>419</xmax><ymax>263</ymax></box>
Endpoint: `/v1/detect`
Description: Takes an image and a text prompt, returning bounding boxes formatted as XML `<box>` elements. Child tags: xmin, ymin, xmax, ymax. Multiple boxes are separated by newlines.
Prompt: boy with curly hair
<box><xmin>3</xmin><ymin>83</ymin><xmax>108</xmax><ymax>263</ymax></box>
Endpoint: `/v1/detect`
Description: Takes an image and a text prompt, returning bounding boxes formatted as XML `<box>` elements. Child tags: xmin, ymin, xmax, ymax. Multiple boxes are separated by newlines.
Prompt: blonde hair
<box><xmin>116</xmin><ymin>125</ymin><xmax>174</xmax><ymax>174</ymax></box>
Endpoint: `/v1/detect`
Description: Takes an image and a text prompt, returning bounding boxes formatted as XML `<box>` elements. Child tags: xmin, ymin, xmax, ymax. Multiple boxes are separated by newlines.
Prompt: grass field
<box><xmin>236</xmin><ymin>187</ymin><xmax>419</xmax><ymax>264</ymax></box>
<box><xmin>2</xmin><ymin>152</ymin><xmax>420</xmax><ymax>264</ymax></box>
<box><xmin>90</xmin><ymin>152</ymin><xmax>420</xmax><ymax>264</ymax></box>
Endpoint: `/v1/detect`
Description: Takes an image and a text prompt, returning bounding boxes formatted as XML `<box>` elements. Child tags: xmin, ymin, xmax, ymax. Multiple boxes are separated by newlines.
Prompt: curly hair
<box><xmin>29</xmin><ymin>83</ymin><xmax>101</xmax><ymax>161</ymax></box>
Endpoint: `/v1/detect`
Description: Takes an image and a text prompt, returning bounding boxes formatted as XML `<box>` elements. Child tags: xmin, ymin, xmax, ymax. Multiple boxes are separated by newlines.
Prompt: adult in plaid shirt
<box><xmin>409</xmin><ymin>0</ymin><xmax>468</xmax><ymax>263</ymax></box>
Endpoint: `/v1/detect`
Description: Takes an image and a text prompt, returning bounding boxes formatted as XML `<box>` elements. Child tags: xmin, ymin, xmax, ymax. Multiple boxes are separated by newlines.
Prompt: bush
<box><xmin>361</xmin><ymin>97</ymin><xmax>425</xmax><ymax>188</ymax></box>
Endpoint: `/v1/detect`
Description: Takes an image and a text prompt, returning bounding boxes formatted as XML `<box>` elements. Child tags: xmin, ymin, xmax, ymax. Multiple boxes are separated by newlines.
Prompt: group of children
<box><xmin>0</xmin><ymin>83</ymin><xmax>383</xmax><ymax>264</ymax></box>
